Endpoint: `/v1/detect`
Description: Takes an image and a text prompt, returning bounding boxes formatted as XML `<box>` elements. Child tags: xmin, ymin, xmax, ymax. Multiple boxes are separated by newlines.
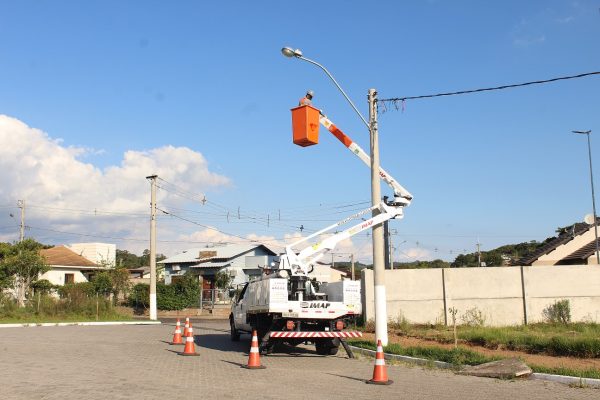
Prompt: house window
<box><xmin>65</xmin><ymin>273</ymin><xmax>75</xmax><ymax>284</ymax></box>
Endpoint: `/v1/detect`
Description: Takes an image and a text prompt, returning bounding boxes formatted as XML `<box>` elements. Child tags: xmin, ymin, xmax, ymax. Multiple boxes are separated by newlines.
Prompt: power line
<box><xmin>379</xmin><ymin>70</ymin><xmax>600</xmax><ymax>110</ymax></box>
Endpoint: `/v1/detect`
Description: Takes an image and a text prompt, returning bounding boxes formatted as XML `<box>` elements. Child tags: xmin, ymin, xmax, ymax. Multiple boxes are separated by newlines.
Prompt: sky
<box><xmin>0</xmin><ymin>1</ymin><xmax>598</xmax><ymax>263</ymax></box>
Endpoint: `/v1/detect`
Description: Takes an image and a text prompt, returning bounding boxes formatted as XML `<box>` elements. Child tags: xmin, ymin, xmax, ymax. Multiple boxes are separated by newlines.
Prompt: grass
<box><xmin>348</xmin><ymin>339</ymin><xmax>600</xmax><ymax>380</ymax></box>
<box><xmin>349</xmin><ymin>339</ymin><xmax>500</xmax><ymax>367</ymax></box>
<box><xmin>360</xmin><ymin>322</ymin><xmax>600</xmax><ymax>359</ymax></box>
<box><xmin>0</xmin><ymin>295</ymin><xmax>133</xmax><ymax>324</ymax></box>
<box><xmin>0</xmin><ymin>313</ymin><xmax>133</xmax><ymax>324</ymax></box>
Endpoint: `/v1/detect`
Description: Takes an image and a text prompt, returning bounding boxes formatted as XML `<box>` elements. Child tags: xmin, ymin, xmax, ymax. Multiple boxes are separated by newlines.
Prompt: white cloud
<box><xmin>397</xmin><ymin>247</ymin><xmax>433</xmax><ymax>261</ymax></box>
<box><xmin>0</xmin><ymin>114</ymin><xmax>231</xmax><ymax>250</ymax></box>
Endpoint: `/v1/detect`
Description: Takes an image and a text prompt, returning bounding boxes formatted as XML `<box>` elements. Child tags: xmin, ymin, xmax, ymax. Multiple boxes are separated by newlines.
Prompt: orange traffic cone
<box><xmin>183</xmin><ymin>317</ymin><xmax>190</xmax><ymax>337</ymax></box>
<box><xmin>179</xmin><ymin>321</ymin><xmax>199</xmax><ymax>356</ymax></box>
<box><xmin>242</xmin><ymin>330</ymin><xmax>266</xmax><ymax>369</ymax></box>
<box><xmin>366</xmin><ymin>340</ymin><xmax>393</xmax><ymax>385</ymax></box>
<box><xmin>171</xmin><ymin>318</ymin><xmax>183</xmax><ymax>345</ymax></box>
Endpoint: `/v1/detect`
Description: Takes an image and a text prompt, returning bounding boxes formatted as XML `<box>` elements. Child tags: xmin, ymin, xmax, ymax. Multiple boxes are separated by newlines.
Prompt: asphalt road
<box><xmin>0</xmin><ymin>319</ymin><xmax>597</xmax><ymax>400</ymax></box>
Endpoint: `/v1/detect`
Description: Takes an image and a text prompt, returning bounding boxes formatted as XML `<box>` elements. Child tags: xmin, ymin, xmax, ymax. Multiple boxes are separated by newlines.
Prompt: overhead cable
<box><xmin>379</xmin><ymin>70</ymin><xmax>600</xmax><ymax>111</ymax></box>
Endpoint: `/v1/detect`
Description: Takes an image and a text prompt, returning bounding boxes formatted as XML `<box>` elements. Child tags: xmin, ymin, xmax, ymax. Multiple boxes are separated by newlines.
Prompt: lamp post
<box><xmin>282</xmin><ymin>46</ymin><xmax>389</xmax><ymax>345</ymax></box>
<box><xmin>573</xmin><ymin>130</ymin><xmax>599</xmax><ymax>264</ymax></box>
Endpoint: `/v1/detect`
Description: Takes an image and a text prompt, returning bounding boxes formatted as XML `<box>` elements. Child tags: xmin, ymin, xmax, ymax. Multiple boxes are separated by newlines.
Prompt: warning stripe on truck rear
<box><xmin>269</xmin><ymin>331</ymin><xmax>363</xmax><ymax>338</ymax></box>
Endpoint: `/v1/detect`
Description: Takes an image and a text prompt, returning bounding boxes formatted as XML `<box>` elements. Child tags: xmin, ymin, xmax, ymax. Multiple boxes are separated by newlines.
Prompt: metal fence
<box><xmin>199</xmin><ymin>289</ymin><xmax>232</xmax><ymax>309</ymax></box>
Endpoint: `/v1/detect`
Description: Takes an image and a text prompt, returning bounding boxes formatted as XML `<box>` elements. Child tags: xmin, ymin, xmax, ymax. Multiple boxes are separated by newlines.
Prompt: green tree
<box><xmin>116</xmin><ymin>249</ymin><xmax>141</xmax><ymax>268</ymax></box>
<box><xmin>214</xmin><ymin>270</ymin><xmax>232</xmax><ymax>289</ymax></box>
<box><xmin>0</xmin><ymin>239</ymin><xmax>50</xmax><ymax>306</ymax></box>
<box><xmin>108</xmin><ymin>266</ymin><xmax>131</xmax><ymax>303</ymax></box>
<box><xmin>93</xmin><ymin>272</ymin><xmax>113</xmax><ymax>298</ymax></box>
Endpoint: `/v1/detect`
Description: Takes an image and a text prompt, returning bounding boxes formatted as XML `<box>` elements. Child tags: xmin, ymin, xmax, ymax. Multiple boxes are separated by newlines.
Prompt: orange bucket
<box><xmin>291</xmin><ymin>105</ymin><xmax>320</xmax><ymax>147</ymax></box>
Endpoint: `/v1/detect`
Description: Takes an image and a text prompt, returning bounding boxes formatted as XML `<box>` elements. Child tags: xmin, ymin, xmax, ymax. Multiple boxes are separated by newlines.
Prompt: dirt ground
<box><xmin>361</xmin><ymin>331</ymin><xmax>600</xmax><ymax>371</ymax></box>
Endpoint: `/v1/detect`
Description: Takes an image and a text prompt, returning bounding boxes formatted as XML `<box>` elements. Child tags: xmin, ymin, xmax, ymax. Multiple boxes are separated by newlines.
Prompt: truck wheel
<box><xmin>230</xmin><ymin>318</ymin><xmax>240</xmax><ymax>341</ymax></box>
<box><xmin>315</xmin><ymin>338</ymin><xmax>340</xmax><ymax>356</ymax></box>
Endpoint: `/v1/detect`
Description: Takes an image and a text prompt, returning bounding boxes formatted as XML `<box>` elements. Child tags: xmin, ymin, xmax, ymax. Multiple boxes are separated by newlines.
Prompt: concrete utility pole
<box><xmin>477</xmin><ymin>239</ymin><xmax>481</xmax><ymax>267</ymax></box>
<box><xmin>351</xmin><ymin>253</ymin><xmax>355</xmax><ymax>281</ymax></box>
<box><xmin>17</xmin><ymin>200</ymin><xmax>25</xmax><ymax>242</ymax></box>
<box><xmin>146</xmin><ymin>175</ymin><xmax>158</xmax><ymax>321</ymax></box>
<box><xmin>369</xmin><ymin>88</ymin><xmax>388</xmax><ymax>346</ymax></box>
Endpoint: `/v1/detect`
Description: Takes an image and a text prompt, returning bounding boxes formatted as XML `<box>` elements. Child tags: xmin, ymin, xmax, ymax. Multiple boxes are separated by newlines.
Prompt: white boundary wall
<box><xmin>361</xmin><ymin>265</ymin><xmax>600</xmax><ymax>326</ymax></box>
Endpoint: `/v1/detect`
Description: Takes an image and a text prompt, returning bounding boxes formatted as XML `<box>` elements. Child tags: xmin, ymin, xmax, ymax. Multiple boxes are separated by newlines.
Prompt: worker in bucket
<box><xmin>299</xmin><ymin>90</ymin><xmax>326</xmax><ymax>117</ymax></box>
<box><xmin>299</xmin><ymin>90</ymin><xmax>314</xmax><ymax>106</ymax></box>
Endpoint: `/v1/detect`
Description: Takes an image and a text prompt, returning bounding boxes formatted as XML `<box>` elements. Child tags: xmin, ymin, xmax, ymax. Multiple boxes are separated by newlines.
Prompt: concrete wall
<box><xmin>361</xmin><ymin>265</ymin><xmax>600</xmax><ymax>326</ymax></box>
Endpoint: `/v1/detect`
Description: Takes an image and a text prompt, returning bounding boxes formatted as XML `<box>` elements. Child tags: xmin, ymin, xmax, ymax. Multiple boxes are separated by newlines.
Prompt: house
<box><xmin>127</xmin><ymin>266</ymin><xmax>151</xmax><ymax>285</ymax></box>
<box><xmin>39</xmin><ymin>246</ymin><xmax>108</xmax><ymax>286</ymax></box>
<box><xmin>518</xmin><ymin>221</ymin><xmax>600</xmax><ymax>266</ymax></box>
<box><xmin>160</xmin><ymin>243</ymin><xmax>278</xmax><ymax>289</ymax></box>
<box><xmin>309</xmin><ymin>261</ymin><xmax>348</xmax><ymax>282</ymax></box>
<box><xmin>67</xmin><ymin>242</ymin><xmax>116</xmax><ymax>266</ymax></box>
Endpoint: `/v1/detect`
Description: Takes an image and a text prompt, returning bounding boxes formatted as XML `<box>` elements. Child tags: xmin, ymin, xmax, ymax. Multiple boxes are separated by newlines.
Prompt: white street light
<box><xmin>572</xmin><ymin>130</ymin><xmax>599</xmax><ymax>264</ymax></box>
<box><xmin>281</xmin><ymin>46</ymin><xmax>389</xmax><ymax>345</ymax></box>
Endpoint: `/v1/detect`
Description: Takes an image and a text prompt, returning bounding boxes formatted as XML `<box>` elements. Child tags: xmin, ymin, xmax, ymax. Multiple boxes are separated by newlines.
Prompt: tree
<box><xmin>214</xmin><ymin>270</ymin><xmax>232</xmax><ymax>289</ymax></box>
<box><xmin>109</xmin><ymin>267</ymin><xmax>131</xmax><ymax>303</ymax></box>
<box><xmin>0</xmin><ymin>239</ymin><xmax>50</xmax><ymax>306</ymax></box>
<box><xmin>92</xmin><ymin>272</ymin><xmax>113</xmax><ymax>299</ymax></box>
<box><xmin>116</xmin><ymin>249</ymin><xmax>141</xmax><ymax>268</ymax></box>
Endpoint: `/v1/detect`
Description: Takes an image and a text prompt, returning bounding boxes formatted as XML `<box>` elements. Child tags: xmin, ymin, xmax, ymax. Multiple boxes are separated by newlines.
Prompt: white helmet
<box><xmin>306</xmin><ymin>90</ymin><xmax>314</xmax><ymax>98</ymax></box>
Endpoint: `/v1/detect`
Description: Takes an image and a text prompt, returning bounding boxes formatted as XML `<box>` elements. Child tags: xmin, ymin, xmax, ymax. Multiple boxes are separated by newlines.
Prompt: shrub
<box><xmin>543</xmin><ymin>299</ymin><xmax>571</xmax><ymax>324</ymax></box>
<box><xmin>157</xmin><ymin>283</ymin><xmax>188</xmax><ymax>310</ymax></box>
<box><xmin>58</xmin><ymin>282</ymin><xmax>95</xmax><ymax>300</ymax></box>
<box><xmin>388</xmin><ymin>313</ymin><xmax>410</xmax><ymax>331</ymax></box>
<box><xmin>460</xmin><ymin>307</ymin><xmax>486</xmax><ymax>327</ymax></box>
<box><xmin>172</xmin><ymin>273</ymin><xmax>201</xmax><ymax>307</ymax></box>
<box><xmin>128</xmin><ymin>283</ymin><xmax>149</xmax><ymax>308</ymax></box>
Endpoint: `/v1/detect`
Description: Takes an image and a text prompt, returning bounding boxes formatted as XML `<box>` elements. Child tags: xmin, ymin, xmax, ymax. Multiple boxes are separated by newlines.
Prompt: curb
<box><xmin>530</xmin><ymin>372</ymin><xmax>600</xmax><ymax>388</ymax></box>
<box><xmin>0</xmin><ymin>321</ymin><xmax>162</xmax><ymax>328</ymax></box>
<box><xmin>349</xmin><ymin>345</ymin><xmax>454</xmax><ymax>369</ymax></box>
<box><xmin>348</xmin><ymin>345</ymin><xmax>600</xmax><ymax>388</ymax></box>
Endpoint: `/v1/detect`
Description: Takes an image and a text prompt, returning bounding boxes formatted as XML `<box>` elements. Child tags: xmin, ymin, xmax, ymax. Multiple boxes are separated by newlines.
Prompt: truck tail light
<box><xmin>286</xmin><ymin>320</ymin><xmax>295</xmax><ymax>330</ymax></box>
<box><xmin>335</xmin><ymin>320</ymin><xmax>344</xmax><ymax>331</ymax></box>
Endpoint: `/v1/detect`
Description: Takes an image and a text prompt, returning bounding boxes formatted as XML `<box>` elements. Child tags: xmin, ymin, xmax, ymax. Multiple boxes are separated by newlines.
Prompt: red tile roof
<box><xmin>40</xmin><ymin>246</ymin><xmax>98</xmax><ymax>267</ymax></box>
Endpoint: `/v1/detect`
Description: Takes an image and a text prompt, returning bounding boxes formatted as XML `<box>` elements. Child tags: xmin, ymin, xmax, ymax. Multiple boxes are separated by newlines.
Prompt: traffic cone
<box><xmin>179</xmin><ymin>321</ymin><xmax>199</xmax><ymax>356</ymax></box>
<box><xmin>366</xmin><ymin>340</ymin><xmax>393</xmax><ymax>385</ymax></box>
<box><xmin>183</xmin><ymin>317</ymin><xmax>190</xmax><ymax>337</ymax></box>
<box><xmin>170</xmin><ymin>318</ymin><xmax>183</xmax><ymax>345</ymax></box>
<box><xmin>242</xmin><ymin>330</ymin><xmax>266</xmax><ymax>369</ymax></box>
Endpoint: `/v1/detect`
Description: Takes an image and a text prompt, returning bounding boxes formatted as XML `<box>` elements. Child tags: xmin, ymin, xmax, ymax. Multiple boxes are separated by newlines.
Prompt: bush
<box><xmin>157</xmin><ymin>283</ymin><xmax>188</xmax><ymax>310</ymax></box>
<box><xmin>128</xmin><ymin>283</ymin><xmax>149</xmax><ymax>308</ymax></box>
<box><xmin>58</xmin><ymin>282</ymin><xmax>95</xmax><ymax>300</ymax></box>
<box><xmin>128</xmin><ymin>273</ymin><xmax>201</xmax><ymax>311</ymax></box>
<box><xmin>460</xmin><ymin>307</ymin><xmax>486</xmax><ymax>327</ymax></box>
<box><xmin>543</xmin><ymin>299</ymin><xmax>571</xmax><ymax>324</ymax></box>
<box><xmin>172</xmin><ymin>273</ymin><xmax>201</xmax><ymax>307</ymax></box>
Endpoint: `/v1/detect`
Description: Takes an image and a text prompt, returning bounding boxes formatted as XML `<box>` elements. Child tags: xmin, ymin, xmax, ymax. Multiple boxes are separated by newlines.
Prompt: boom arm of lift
<box><xmin>279</xmin><ymin>112</ymin><xmax>413</xmax><ymax>277</ymax></box>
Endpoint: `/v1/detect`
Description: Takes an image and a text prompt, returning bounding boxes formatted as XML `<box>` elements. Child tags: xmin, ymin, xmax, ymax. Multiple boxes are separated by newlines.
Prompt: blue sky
<box><xmin>0</xmin><ymin>1</ymin><xmax>598</xmax><ymax>262</ymax></box>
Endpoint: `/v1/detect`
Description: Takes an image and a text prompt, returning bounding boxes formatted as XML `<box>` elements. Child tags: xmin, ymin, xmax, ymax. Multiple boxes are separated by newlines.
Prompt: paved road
<box><xmin>0</xmin><ymin>320</ymin><xmax>597</xmax><ymax>400</ymax></box>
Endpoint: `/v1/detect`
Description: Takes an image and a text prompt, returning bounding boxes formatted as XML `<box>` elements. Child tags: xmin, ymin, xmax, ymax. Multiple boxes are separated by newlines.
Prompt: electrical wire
<box><xmin>379</xmin><ymin>70</ymin><xmax>600</xmax><ymax>110</ymax></box>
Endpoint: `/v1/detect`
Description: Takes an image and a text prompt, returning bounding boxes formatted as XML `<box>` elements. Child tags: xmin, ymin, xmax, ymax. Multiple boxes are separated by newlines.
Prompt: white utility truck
<box><xmin>230</xmin><ymin>105</ymin><xmax>412</xmax><ymax>355</ymax></box>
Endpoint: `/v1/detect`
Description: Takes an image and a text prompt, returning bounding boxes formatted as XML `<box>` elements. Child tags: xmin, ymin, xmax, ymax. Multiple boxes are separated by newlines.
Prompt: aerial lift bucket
<box><xmin>291</xmin><ymin>105</ymin><xmax>320</xmax><ymax>147</ymax></box>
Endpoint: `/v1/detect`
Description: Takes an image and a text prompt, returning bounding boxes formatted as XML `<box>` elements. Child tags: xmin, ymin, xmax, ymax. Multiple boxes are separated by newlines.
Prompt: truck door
<box><xmin>233</xmin><ymin>283</ymin><xmax>251</xmax><ymax>331</ymax></box>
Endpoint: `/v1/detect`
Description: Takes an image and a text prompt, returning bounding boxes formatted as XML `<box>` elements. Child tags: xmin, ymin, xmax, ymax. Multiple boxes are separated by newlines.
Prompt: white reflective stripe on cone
<box><xmin>375</xmin><ymin>359</ymin><xmax>386</xmax><ymax>366</ymax></box>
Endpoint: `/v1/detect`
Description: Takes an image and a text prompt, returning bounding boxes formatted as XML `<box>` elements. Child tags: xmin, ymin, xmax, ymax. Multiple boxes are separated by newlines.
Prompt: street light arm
<box><xmin>296</xmin><ymin>55</ymin><xmax>370</xmax><ymax>129</ymax></box>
